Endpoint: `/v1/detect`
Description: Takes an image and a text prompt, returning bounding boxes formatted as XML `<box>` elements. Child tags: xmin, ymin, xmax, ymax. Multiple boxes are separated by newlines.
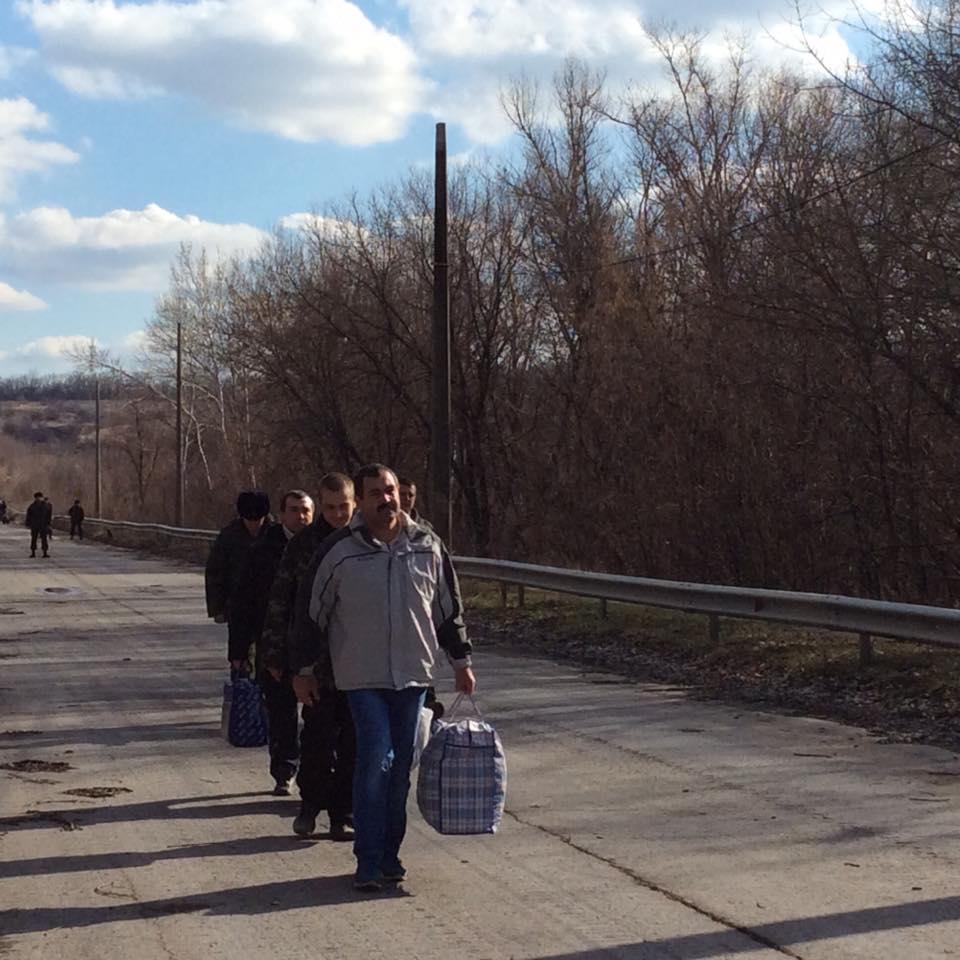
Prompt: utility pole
<box><xmin>94</xmin><ymin>376</ymin><xmax>102</xmax><ymax>517</ymax></box>
<box><xmin>430</xmin><ymin>122</ymin><xmax>452</xmax><ymax>544</ymax></box>
<box><xmin>175</xmin><ymin>321</ymin><xmax>184</xmax><ymax>526</ymax></box>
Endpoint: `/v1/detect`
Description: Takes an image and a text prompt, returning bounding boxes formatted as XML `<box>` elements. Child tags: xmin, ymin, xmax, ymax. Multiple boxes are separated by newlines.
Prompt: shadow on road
<box><xmin>521</xmin><ymin>895</ymin><xmax>960</xmax><ymax>958</ymax></box>
<box><xmin>0</xmin><ymin>873</ymin><xmax>390</xmax><ymax>935</ymax></box>
<box><xmin>0</xmin><ymin>791</ymin><xmax>297</xmax><ymax>834</ymax></box>
<box><xmin>0</xmin><ymin>833</ymin><xmax>321</xmax><ymax>880</ymax></box>
<box><xmin>0</xmin><ymin>720</ymin><xmax>217</xmax><ymax>751</ymax></box>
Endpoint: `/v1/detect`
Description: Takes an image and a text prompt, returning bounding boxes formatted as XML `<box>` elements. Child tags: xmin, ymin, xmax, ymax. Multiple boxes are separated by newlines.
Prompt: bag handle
<box><xmin>447</xmin><ymin>693</ymin><xmax>484</xmax><ymax>720</ymax></box>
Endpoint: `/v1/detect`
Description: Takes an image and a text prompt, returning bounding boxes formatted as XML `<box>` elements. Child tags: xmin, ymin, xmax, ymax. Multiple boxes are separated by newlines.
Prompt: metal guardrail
<box><xmin>74</xmin><ymin>517</ymin><xmax>960</xmax><ymax>649</ymax></box>
<box><xmin>68</xmin><ymin>516</ymin><xmax>217</xmax><ymax>543</ymax></box>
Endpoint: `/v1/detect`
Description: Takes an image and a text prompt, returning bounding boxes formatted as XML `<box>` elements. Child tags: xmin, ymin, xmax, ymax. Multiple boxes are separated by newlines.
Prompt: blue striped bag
<box><xmin>416</xmin><ymin>695</ymin><xmax>506</xmax><ymax>835</ymax></box>
<box><xmin>222</xmin><ymin>671</ymin><xmax>268</xmax><ymax>748</ymax></box>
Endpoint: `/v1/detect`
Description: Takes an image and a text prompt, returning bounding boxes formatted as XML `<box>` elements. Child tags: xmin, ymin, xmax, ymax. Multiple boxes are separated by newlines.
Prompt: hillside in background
<box><xmin>0</xmin><ymin>375</ymin><xmax>140</xmax><ymax>517</ymax></box>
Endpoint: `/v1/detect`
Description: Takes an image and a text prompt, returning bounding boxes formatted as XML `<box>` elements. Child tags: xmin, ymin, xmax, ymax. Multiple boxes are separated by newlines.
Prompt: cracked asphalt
<box><xmin>1</xmin><ymin>524</ymin><xmax>960</xmax><ymax>959</ymax></box>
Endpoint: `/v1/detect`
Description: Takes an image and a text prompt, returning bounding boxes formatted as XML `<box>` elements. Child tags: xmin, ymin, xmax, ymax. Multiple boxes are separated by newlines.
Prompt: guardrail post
<box><xmin>500</xmin><ymin>582</ymin><xmax>508</xmax><ymax>608</ymax></box>
<box><xmin>859</xmin><ymin>633</ymin><xmax>874</xmax><ymax>668</ymax></box>
<box><xmin>600</xmin><ymin>598</ymin><xmax>608</xmax><ymax>619</ymax></box>
<box><xmin>709</xmin><ymin>614</ymin><xmax>720</xmax><ymax>645</ymax></box>
<box><xmin>517</xmin><ymin>584</ymin><xmax>525</xmax><ymax>608</ymax></box>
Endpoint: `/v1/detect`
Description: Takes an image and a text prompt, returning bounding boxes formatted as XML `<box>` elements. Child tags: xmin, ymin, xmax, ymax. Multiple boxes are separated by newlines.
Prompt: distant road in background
<box><xmin>2</xmin><ymin>526</ymin><xmax>960</xmax><ymax>959</ymax></box>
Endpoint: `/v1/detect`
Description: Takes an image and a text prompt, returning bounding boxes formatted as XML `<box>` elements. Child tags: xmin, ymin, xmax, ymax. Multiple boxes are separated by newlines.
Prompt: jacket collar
<box><xmin>349</xmin><ymin>510</ymin><xmax>419</xmax><ymax>549</ymax></box>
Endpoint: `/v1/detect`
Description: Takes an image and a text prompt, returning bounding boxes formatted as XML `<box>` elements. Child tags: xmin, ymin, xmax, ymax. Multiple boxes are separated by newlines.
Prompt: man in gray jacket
<box><xmin>291</xmin><ymin>463</ymin><xmax>475</xmax><ymax>891</ymax></box>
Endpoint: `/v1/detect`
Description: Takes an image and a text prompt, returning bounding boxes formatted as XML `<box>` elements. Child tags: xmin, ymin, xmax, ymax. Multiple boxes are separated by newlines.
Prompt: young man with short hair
<box><xmin>260</xmin><ymin>473</ymin><xmax>358</xmax><ymax>838</ymax></box>
<box><xmin>231</xmin><ymin>489</ymin><xmax>314</xmax><ymax>794</ymax></box>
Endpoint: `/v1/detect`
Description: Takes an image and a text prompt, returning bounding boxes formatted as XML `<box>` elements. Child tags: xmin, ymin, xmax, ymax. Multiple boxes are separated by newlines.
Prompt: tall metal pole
<box><xmin>175</xmin><ymin>321</ymin><xmax>184</xmax><ymax>526</ymax></box>
<box><xmin>430</xmin><ymin>122</ymin><xmax>452</xmax><ymax>545</ymax></box>
<box><xmin>94</xmin><ymin>377</ymin><xmax>102</xmax><ymax>516</ymax></box>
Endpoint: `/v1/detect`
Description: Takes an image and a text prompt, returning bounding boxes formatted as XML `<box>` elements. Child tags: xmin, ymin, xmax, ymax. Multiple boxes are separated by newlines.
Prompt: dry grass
<box><xmin>462</xmin><ymin>578</ymin><xmax>960</xmax><ymax>749</ymax></box>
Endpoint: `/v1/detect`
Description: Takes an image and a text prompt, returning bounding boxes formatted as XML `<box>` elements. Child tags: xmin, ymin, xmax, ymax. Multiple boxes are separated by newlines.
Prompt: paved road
<box><xmin>1</xmin><ymin>524</ymin><xmax>959</xmax><ymax>959</ymax></box>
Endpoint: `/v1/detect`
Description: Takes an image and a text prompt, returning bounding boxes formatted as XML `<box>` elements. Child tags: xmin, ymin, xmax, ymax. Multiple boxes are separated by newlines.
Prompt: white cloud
<box><xmin>20</xmin><ymin>0</ymin><xmax>427</xmax><ymax>145</ymax></box>
<box><xmin>13</xmin><ymin>334</ymin><xmax>96</xmax><ymax>359</ymax></box>
<box><xmin>402</xmin><ymin>0</ymin><xmax>652</xmax><ymax>61</ymax></box>
<box><xmin>121</xmin><ymin>329</ymin><xmax>148</xmax><ymax>352</ymax></box>
<box><xmin>0</xmin><ymin>281</ymin><xmax>46</xmax><ymax>311</ymax></box>
<box><xmin>396</xmin><ymin>0</ymin><xmax>862</xmax><ymax>142</ymax></box>
<box><xmin>0</xmin><ymin>97</ymin><xmax>79</xmax><ymax>201</ymax></box>
<box><xmin>0</xmin><ymin>203</ymin><xmax>268</xmax><ymax>290</ymax></box>
<box><xmin>278</xmin><ymin>211</ymin><xmax>361</xmax><ymax>241</ymax></box>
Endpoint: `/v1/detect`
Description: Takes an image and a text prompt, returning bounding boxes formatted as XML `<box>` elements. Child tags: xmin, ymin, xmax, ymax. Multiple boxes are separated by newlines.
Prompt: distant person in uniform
<box><xmin>291</xmin><ymin>463</ymin><xmax>475</xmax><ymax>891</ymax></box>
<box><xmin>0</xmin><ymin>498</ymin><xmax>8</xmax><ymax>524</ymax></box>
<box><xmin>43</xmin><ymin>497</ymin><xmax>53</xmax><ymax>540</ymax></box>
<box><xmin>25</xmin><ymin>491</ymin><xmax>50</xmax><ymax>558</ymax></box>
<box><xmin>68</xmin><ymin>500</ymin><xmax>85</xmax><ymax>540</ymax></box>
<box><xmin>205</xmin><ymin>490</ymin><xmax>271</xmax><ymax>670</ymax></box>
<box><xmin>260</xmin><ymin>472</ymin><xmax>357</xmax><ymax>838</ymax></box>
<box><xmin>231</xmin><ymin>489</ymin><xmax>315</xmax><ymax>796</ymax></box>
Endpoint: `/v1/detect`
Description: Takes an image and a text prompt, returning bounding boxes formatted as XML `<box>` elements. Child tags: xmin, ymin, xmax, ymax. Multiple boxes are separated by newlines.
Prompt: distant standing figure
<box><xmin>43</xmin><ymin>497</ymin><xmax>53</xmax><ymax>540</ymax></box>
<box><xmin>25</xmin><ymin>491</ymin><xmax>49</xmax><ymax>558</ymax></box>
<box><xmin>0</xmin><ymin>498</ymin><xmax>7</xmax><ymax>524</ymax></box>
<box><xmin>68</xmin><ymin>500</ymin><xmax>85</xmax><ymax>540</ymax></box>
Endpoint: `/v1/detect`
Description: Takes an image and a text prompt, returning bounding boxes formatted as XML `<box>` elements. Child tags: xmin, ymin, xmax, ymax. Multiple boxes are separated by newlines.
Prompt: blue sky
<box><xmin>0</xmin><ymin>0</ymin><xmax>860</xmax><ymax>378</ymax></box>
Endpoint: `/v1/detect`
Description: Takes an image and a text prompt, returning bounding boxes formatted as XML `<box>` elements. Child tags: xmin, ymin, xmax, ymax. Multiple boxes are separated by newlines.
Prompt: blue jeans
<box><xmin>346</xmin><ymin>687</ymin><xmax>426</xmax><ymax>880</ymax></box>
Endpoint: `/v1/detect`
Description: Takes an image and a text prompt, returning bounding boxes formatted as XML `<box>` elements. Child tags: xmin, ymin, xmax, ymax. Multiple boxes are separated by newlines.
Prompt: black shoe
<box><xmin>42</xmin><ymin>553</ymin><xmax>49</xmax><ymax>558</ymax></box>
<box><xmin>272</xmin><ymin>779</ymin><xmax>293</xmax><ymax>796</ymax></box>
<box><xmin>353</xmin><ymin>875</ymin><xmax>383</xmax><ymax>893</ymax></box>
<box><xmin>381</xmin><ymin>860</ymin><xmax>406</xmax><ymax>883</ymax></box>
<box><xmin>330</xmin><ymin>819</ymin><xmax>355</xmax><ymax>842</ymax></box>
<box><xmin>29</xmin><ymin>552</ymin><xmax>35</xmax><ymax>558</ymax></box>
<box><xmin>293</xmin><ymin>801</ymin><xmax>320</xmax><ymax>837</ymax></box>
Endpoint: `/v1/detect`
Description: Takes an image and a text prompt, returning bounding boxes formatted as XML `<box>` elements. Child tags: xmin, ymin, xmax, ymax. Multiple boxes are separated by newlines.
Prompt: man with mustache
<box><xmin>290</xmin><ymin>463</ymin><xmax>475</xmax><ymax>891</ymax></box>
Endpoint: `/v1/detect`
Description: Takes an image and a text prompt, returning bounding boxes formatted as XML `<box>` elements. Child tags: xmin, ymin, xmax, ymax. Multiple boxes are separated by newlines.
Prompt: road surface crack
<box><xmin>504</xmin><ymin>808</ymin><xmax>807</xmax><ymax>959</ymax></box>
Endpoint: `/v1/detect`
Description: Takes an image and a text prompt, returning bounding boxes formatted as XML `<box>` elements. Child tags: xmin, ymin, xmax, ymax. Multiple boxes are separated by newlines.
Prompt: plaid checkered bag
<box><xmin>416</xmin><ymin>695</ymin><xmax>506</xmax><ymax>835</ymax></box>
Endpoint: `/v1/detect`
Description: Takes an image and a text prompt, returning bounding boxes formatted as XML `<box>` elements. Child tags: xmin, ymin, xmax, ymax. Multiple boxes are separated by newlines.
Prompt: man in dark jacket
<box><xmin>260</xmin><ymin>472</ymin><xmax>357</xmax><ymax>838</ymax></box>
<box><xmin>68</xmin><ymin>500</ymin><xmax>85</xmax><ymax>539</ymax></box>
<box><xmin>231</xmin><ymin>489</ymin><xmax>314</xmax><ymax>795</ymax></box>
<box><xmin>204</xmin><ymin>490</ymin><xmax>271</xmax><ymax>669</ymax></box>
<box><xmin>25</xmin><ymin>491</ymin><xmax>50</xmax><ymax>558</ymax></box>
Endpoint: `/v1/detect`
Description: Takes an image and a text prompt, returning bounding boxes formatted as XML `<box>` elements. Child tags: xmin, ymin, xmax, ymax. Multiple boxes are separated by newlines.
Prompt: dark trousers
<box><xmin>299</xmin><ymin>690</ymin><xmax>356</xmax><ymax>824</ymax></box>
<box><xmin>29</xmin><ymin>529</ymin><xmax>48</xmax><ymax>555</ymax></box>
<box><xmin>261</xmin><ymin>672</ymin><xmax>299</xmax><ymax>785</ymax></box>
<box><xmin>70</xmin><ymin>520</ymin><xmax>83</xmax><ymax>539</ymax></box>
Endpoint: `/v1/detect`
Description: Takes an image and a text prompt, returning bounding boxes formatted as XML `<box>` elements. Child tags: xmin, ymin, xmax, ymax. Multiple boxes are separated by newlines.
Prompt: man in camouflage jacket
<box><xmin>260</xmin><ymin>472</ymin><xmax>356</xmax><ymax>839</ymax></box>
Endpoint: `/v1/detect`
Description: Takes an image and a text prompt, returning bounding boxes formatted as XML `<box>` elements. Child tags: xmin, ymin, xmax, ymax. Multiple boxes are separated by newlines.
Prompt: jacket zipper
<box><xmin>386</xmin><ymin>548</ymin><xmax>394</xmax><ymax>687</ymax></box>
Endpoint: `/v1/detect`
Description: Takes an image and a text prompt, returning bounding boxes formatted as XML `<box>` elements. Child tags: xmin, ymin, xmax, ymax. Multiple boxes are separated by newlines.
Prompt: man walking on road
<box><xmin>68</xmin><ymin>499</ymin><xmax>85</xmax><ymax>540</ymax></box>
<box><xmin>25</xmin><ymin>492</ymin><xmax>50</xmax><ymax>558</ymax></box>
<box><xmin>260</xmin><ymin>473</ymin><xmax>357</xmax><ymax>839</ymax></box>
<box><xmin>231</xmin><ymin>489</ymin><xmax>314</xmax><ymax>795</ymax></box>
<box><xmin>291</xmin><ymin>463</ymin><xmax>475</xmax><ymax>891</ymax></box>
<box><xmin>204</xmin><ymin>490</ymin><xmax>271</xmax><ymax>669</ymax></box>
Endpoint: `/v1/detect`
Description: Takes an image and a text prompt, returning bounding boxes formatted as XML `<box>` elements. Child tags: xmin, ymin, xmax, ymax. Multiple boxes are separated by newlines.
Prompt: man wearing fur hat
<box><xmin>205</xmin><ymin>490</ymin><xmax>271</xmax><ymax>669</ymax></box>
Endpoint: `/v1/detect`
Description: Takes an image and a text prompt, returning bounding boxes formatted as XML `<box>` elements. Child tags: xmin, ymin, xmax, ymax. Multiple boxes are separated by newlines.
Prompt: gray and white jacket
<box><xmin>289</xmin><ymin>512</ymin><xmax>471</xmax><ymax>691</ymax></box>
